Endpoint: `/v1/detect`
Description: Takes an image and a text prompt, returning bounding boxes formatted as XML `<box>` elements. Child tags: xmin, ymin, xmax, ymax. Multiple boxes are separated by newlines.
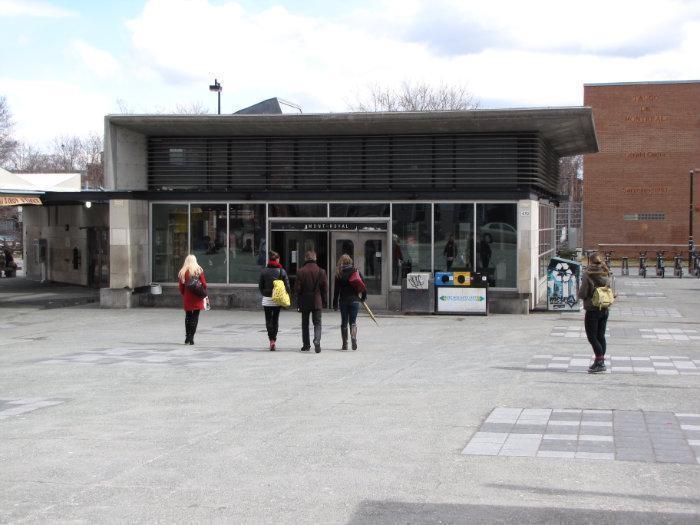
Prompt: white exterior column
<box><xmin>517</xmin><ymin>199</ymin><xmax>539</xmax><ymax>309</ymax></box>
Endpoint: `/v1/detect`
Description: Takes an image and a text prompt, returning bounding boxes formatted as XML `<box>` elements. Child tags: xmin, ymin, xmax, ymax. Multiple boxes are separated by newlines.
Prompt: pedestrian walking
<box><xmin>258</xmin><ymin>250</ymin><xmax>290</xmax><ymax>351</ymax></box>
<box><xmin>294</xmin><ymin>250</ymin><xmax>328</xmax><ymax>353</ymax></box>
<box><xmin>578</xmin><ymin>252</ymin><xmax>612</xmax><ymax>373</ymax></box>
<box><xmin>332</xmin><ymin>254</ymin><xmax>367</xmax><ymax>350</ymax></box>
<box><xmin>177</xmin><ymin>254</ymin><xmax>207</xmax><ymax>345</ymax></box>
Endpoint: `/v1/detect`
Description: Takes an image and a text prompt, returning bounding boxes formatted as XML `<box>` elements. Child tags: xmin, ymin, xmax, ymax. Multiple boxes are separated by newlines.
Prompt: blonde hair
<box><xmin>178</xmin><ymin>254</ymin><xmax>203</xmax><ymax>283</ymax></box>
<box><xmin>336</xmin><ymin>254</ymin><xmax>353</xmax><ymax>277</ymax></box>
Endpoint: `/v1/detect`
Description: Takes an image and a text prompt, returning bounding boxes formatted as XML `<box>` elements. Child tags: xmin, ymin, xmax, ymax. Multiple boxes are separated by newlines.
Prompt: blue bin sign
<box><xmin>547</xmin><ymin>257</ymin><xmax>581</xmax><ymax>311</ymax></box>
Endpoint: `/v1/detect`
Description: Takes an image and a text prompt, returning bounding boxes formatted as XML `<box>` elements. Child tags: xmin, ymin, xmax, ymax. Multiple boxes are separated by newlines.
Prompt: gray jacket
<box><xmin>577</xmin><ymin>263</ymin><xmax>611</xmax><ymax>310</ymax></box>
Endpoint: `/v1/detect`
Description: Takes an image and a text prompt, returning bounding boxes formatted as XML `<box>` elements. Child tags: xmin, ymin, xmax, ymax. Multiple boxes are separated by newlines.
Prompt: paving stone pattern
<box><xmin>526</xmin><ymin>354</ymin><xmax>700</xmax><ymax>375</ymax></box>
<box><xmin>36</xmin><ymin>347</ymin><xmax>239</xmax><ymax>366</ymax></box>
<box><xmin>549</xmin><ymin>326</ymin><xmax>700</xmax><ymax>342</ymax></box>
<box><xmin>462</xmin><ymin>408</ymin><xmax>700</xmax><ymax>464</ymax></box>
<box><xmin>0</xmin><ymin>398</ymin><xmax>67</xmax><ymax>419</ymax></box>
<box><xmin>613</xmin><ymin>307</ymin><xmax>682</xmax><ymax>318</ymax></box>
<box><xmin>616</xmin><ymin>291</ymin><xmax>666</xmax><ymax>299</ymax></box>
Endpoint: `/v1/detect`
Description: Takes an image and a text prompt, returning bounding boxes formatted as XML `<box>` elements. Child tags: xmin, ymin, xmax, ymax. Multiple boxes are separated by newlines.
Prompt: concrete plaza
<box><xmin>1</xmin><ymin>274</ymin><xmax>699</xmax><ymax>523</ymax></box>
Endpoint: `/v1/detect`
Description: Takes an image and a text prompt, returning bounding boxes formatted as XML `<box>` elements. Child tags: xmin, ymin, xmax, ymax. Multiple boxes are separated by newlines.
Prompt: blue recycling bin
<box><xmin>546</xmin><ymin>257</ymin><xmax>582</xmax><ymax>311</ymax></box>
<box><xmin>435</xmin><ymin>271</ymin><xmax>488</xmax><ymax>315</ymax></box>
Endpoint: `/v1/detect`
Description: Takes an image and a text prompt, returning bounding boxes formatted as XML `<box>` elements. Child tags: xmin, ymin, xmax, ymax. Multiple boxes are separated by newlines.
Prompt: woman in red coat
<box><xmin>177</xmin><ymin>254</ymin><xmax>207</xmax><ymax>345</ymax></box>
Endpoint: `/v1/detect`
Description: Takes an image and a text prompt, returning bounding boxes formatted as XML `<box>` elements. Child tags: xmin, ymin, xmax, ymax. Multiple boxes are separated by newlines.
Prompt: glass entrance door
<box><xmin>330</xmin><ymin>231</ymin><xmax>387</xmax><ymax>309</ymax></box>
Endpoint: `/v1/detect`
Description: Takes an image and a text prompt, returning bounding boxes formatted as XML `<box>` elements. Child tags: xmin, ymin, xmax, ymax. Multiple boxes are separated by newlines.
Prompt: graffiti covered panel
<box><xmin>547</xmin><ymin>257</ymin><xmax>581</xmax><ymax>311</ymax></box>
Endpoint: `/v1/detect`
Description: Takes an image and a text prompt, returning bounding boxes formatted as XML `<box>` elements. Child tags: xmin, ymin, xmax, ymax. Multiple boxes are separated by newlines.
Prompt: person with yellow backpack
<box><xmin>578</xmin><ymin>252</ymin><xmax>615</xmax><ymax>373</ymax></box>
<box><xmin>259</xmin><ymin>251</ymin><xmax>291</xmax><ymax>351</ymax></box>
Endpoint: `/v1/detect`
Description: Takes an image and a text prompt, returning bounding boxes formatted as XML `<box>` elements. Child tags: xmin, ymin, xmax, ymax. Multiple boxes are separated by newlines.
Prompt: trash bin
<box><xmin>546</xmin><ymin>257</ymin><xmax>581</xmax><ymax>311</ymax></box>
<box><xmin>435</xmin><ymin>271</ymin><xmax>488</xmax><ymax>315</ymax></box>
<box><xmin>401</xmin><ymin>272</ymin><xmax>434</xmax><ymax>314</ymax></box>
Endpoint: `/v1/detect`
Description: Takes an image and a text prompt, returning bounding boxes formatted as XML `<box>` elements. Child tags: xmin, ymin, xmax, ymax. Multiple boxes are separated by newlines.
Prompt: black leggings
<box><xmin>185</xmin><ymin>310</ymin><xmax>200</xmax><ymax>338</ymax></box>
<box><xmin>264</xmin><ymin>306</ymin><xmax>281</xmax><ymax>341</ymax></box>
<box><xmin>584</xmin><ymin>309</ymin><xmax>609</xmax><ymax>359</ymax></box>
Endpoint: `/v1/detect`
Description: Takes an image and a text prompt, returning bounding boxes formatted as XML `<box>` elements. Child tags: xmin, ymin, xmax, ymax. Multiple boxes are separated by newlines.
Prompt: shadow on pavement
<box><xmin>0</xmin><ymin>278</ymin><xmax>98</xmax><ymax>309</ymax></box>
<box><xmin>346</xmin><ymin>501</ymin><xmax>699</xmax><ymax>525</ymax></box>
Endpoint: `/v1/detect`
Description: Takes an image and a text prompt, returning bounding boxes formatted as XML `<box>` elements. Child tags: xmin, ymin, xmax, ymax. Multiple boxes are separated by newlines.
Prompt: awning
<box><xmin>0</xmin><ymin>195</ymin><xmax>43</xmax><ymax>206</ymax></box>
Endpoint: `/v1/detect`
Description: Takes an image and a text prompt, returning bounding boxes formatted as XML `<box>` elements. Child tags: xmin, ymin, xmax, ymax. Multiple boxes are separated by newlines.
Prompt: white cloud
<box><xmin>71</xmin><ymin>40</ymin><xmax>122</xmax><ymax>79</ymax></box>
<box><xmin>0</xmin><ymin>0</ymin><xmax>75</xmax><ymax>17</ymax></box>
<box><xmin>123</xmin><ymin>0</ymin><xmax>700</xmax><ymax>112</ymax></box>
<box><xmin>1</xmin><ymin>78</ymin><xmax>108</xmax><ymax>146</ymax></box>
<box><xmin>5</xmin><ymin>0</ymin><xmax>700</xmax><ymax>145</ymax></box>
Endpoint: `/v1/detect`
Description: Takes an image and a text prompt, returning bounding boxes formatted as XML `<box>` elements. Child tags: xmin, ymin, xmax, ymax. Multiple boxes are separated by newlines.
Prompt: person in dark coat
<box><xmin>332</xmin><ymin>254</ymin><xmax>367</xmax><ymax>350</ymax></box>
<box><xmin>443</xmin><ymin>235</ymin><xmax>456</xmax><ymax>271</ymax></box>
<box><xmin>177</xmin><ymin>254</ymin><xmax>207</xmax><ymax>345</ymax></box>
<box><xmin>577</xmin><ymin>252</ymin><xmax>612</xmax><ymax>373</ymax></box>
<box><xmin>294</xmin><ymin>250</ymin><xmax>328</xmax><ymax>353</ymax></box>
<box><xmin>258</xmin><ymin>250</ymin><xmax>290</xmax><ymax>351</ymax></box>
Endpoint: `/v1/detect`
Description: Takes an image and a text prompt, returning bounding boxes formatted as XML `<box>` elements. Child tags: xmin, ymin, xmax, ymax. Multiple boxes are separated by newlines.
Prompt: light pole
<box><xmin>209</xmin><ymin>78</ymin><xmax>222</xmax><ymax>115</ymax></box>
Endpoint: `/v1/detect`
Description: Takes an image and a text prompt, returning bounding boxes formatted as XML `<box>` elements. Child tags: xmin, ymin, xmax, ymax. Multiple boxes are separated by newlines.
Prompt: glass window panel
<box><xmin>229</xmin><ymin>204</ymin><xmax>267</xmax><ymax>284</ymax></box>
<box><xmin>190</xmin><ymin>204</ymin><xmax>227</xmax><ymax>283</ymax></box>
<box><xmin>364</xmin><ymin>239</ymin><xmax>382</xmax><ymax>294</ymax></box>
<box><xmin>336</xmin><ymin>239</ymin><xmax>354</xmax><ymax>259</ymax></box>
<box><xmin>269</xmin><ymin>204</ymin><xmax>327</xmax><ymax>217</ymax></box>
<box><xmin>391</xmin><ymin>204</ymin><xmax>431</xmax><ymax>286</ymax></box>
<box><xmin>434</xmin><ymin>204</ymin><xmax>474</xmax><ymax>272</ymax></box>
<box><xmin>152</xmin><ymin>204</ymin><xmax>188</xmax><ymax>282</ymax></box>
<box><xmin>477</xmin><ymin>203</ymin><xmax>517</xmax><ymax>288</ymax></box>
<box><xmin>330</xmin><ymin>204</ymin><xmax>390</xmax><ymax>217</ymax></box>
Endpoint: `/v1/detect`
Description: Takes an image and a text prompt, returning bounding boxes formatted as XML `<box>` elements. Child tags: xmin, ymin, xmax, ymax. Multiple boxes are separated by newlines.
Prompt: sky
<box><xmin>1</xmin><ymin>0</ymin><xmax>699</xmax><ymax>146</ymax></box>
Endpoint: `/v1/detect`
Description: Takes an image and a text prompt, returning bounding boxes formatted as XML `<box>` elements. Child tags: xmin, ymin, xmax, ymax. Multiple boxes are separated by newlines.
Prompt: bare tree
<box><xmin>8</xmin><ymin>143</ymin><xmax>55</xmax><ymax>173</ymax></box>
<box><xmin>558</xmin><ymin>155</ymin><xmax>583</xmax><ymax>201</ymax></box>
<box><xmin>116</xmin><ymin>98</ymin><xmax>210</xmax><ymax>115</ymax></box>
<box><xmin>0</xmin><ymin>96</ymin><xmax>19</xmax><ymax>167</ymax></box>
<box><xmin>174</xmin><ymin>101</ymin><xmax>210</xmax><ymax>114</ymax></box>
<box><xmin>351</xmin><ymin>81</ymin><xmax>479</xmax><ymax>112</ymax></box>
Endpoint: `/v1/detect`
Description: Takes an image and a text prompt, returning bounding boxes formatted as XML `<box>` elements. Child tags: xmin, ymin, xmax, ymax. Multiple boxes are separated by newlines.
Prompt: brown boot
<box><xmin>341</xmin><ymin>327</ymin><xmax>348</xmax><ymax>350</ymax></box>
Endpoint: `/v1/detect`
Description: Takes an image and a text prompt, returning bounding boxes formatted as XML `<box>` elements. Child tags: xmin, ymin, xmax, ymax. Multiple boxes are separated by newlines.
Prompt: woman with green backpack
<box><xmin>258</xmin><ymin>251</ymin><xmax>291</xmax><ymax>351</ymax></box>
<box><xmin>578</xmin><ymin>252</ymin><xmax>613</xmax><ymax>373</ymax></box>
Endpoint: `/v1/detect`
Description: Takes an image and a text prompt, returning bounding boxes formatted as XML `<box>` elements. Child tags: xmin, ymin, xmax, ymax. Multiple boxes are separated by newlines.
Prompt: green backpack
<box><xmin>592</xmin><ymin>285</ymin><xmax>615</xmax><ymax>309</ymax></box>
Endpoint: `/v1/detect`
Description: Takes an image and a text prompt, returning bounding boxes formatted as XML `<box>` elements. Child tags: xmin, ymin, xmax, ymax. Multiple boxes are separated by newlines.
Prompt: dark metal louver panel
<box><xmin>148</xmin><ymin>133</ymin><xmax>558</xmax><ymax>195</ymax></box>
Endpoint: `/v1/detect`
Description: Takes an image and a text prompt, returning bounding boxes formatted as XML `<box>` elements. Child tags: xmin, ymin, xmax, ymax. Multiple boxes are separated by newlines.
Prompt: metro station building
<box><xmin>26</xmin><ymin>108</ymin><xmax>597</xmax><ymax>313</ymax></box>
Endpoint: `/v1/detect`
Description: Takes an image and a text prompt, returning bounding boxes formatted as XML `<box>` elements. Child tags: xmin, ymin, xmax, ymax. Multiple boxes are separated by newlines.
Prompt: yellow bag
<box><xmin>592</xmin><ymin>286</ymin><xmax>615</xmax><ymax>309</ymax></box>
<box><xmin>271</xmin><ymin>271</ymin><xmax>290</xmax><ymax>308</ymax></box>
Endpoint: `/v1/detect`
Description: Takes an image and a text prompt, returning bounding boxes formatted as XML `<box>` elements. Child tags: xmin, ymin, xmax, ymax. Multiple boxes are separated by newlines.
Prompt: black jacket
<box><xmin>333</xmin><ymin>265</ymin><xmax>367</xmax><ymax>308</ymax></box>
<box><xmin>259</xmin><ymin>265</ymin><xmax>290</xmax><ymax>297</ymax></box>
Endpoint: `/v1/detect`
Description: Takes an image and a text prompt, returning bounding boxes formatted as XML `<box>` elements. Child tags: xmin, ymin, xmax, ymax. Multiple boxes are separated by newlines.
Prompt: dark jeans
<box><xmin>340</xmin><ymin>301</ymin><xmax>359</xmax><ymax>328</ymax></box>
<box><xmin>584</xmin><ymin>308</ymin><xmax>609</xmax><ymax>359</ymax></box>
<box><xmin>185</xmin><ymin>310</ymin><xmax>200</xmax><ymax>338</ymax></box>
<box><xmin>301</xmin><ymin>309</ymin><xmax>322</xmax><ymax>347</ymax></box>
<box><xmin>264</xmin><ymin>306</ymin><xmax>281</xmax><ymax>341</ymax></box>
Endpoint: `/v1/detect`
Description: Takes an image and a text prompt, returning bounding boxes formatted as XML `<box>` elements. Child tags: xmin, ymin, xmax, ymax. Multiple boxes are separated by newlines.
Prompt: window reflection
<box><xmin>269</xmin><ymin>204</ymin><xmax>327</xmax><ymax>217</ymax></box>
<box><xmin>190</xmin><ymin>204</ymin><xmax>227</xmax><ymax>283</ymax></box>
<box><xmin>229</xmin><ymin>204</ymin><xmax>266</xmax><ymax>284</ymax></box>
<box><xmin>477</xmin><ymin>204</ymin><xmax>517</xmax><ymax>287</ymax></box>
<box><xmin>434</xmin><ymin>204</ymin><xmax>474</xmax><ymax>272</ymax></box>
<box><xmin>152</xmin><ymin>204</ymin><xmax>188</xmax><ymax>282</ymax></box>
<box><xmin>391</xmin><ymin>204</ymin><xmax>431</xmax><ymax>285</ymax></box>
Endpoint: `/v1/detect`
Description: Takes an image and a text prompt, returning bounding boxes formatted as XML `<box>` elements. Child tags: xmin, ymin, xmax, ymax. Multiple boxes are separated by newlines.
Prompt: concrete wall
<box><xmin>104</xmin><ymin>121</ymin><xmax>147</xmax><ymax>191</ymax></box>
<box><xmin>23</xmin><ymin>204</ymin><xmax>109</xmax><ymax>285</ymax></box>
<box><xmin>109</xmin><ymin>199</ymin><xmax>149</xmax><ymax>289</ymax></box>
<box><xmin>517</xmin><ymin>199</ymin><xmax>539</xmax><ymax>311</ymax></box>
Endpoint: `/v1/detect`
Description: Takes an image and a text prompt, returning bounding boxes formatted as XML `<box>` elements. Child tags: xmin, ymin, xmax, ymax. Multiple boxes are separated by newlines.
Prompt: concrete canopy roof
<box><xmin>106</xmin><ymin>107</ymin><xmax>598</xmax><ymax>157</ymax></box>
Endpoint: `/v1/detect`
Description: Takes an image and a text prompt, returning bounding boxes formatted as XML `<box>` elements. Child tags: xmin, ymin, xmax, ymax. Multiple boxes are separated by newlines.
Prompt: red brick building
<box><xmin>583</xmin><ymin>80</ymin><xmax>700</xmax><ymax>258</ymax></box>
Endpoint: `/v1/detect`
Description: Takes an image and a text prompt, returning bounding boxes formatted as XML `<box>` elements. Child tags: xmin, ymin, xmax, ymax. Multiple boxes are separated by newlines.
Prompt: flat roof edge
<box><xmin>584</xmin><ymin>80</ymin><xmax>700</xmax><ymax>87</ymax></box>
